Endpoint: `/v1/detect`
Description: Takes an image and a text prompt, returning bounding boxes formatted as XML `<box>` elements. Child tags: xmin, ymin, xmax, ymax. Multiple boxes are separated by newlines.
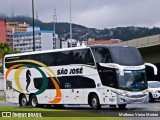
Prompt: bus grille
<box><xmin>127</xmin><ymin>94</ymin><xmax>146</xmax><ymax>98</ymax></box>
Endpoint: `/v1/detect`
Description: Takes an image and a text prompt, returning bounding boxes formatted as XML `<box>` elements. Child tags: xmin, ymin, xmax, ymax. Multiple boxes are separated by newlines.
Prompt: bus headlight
<box><xmin>143</xmin><ymin>90</ymin><xmax>148</xmax><ymax>95</ymax></box>
<box><xmin>111</xmin><ymin>90</ymin><xmax>127</xmax><ymax>96</ymax></box>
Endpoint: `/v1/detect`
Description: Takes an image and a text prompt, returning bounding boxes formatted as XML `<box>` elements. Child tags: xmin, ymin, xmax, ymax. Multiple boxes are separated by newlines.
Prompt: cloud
<box><xmin>1</xmin><ymin>0</ymin><xmax>160</xmax><ymax>29</ymax></box>
<box><xmin>74</xmin><ymin>0</ymin><xmax>160</xmax><ymax>29</ymax></box>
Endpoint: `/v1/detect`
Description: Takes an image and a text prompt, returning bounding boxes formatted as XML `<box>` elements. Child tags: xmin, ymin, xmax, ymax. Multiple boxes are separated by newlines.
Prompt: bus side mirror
<box><xmin>145</xmin><ymin>63</ymin><xmax>158</xmax><ymax>75</ymax></box>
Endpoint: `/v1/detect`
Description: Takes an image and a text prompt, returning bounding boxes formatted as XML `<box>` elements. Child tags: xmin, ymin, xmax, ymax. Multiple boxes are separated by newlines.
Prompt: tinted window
<box><xmin>91</xmin><ymin>48</ymin><xmax>112</xmax><ymax>63</ymax></box>
<box><xmin>77</xmin><ymin>77</ymin><xmax>96</xmax><ymax>88</ymax></box>
<box><xmin>98</xmin><ymin>66</ymin><xmax>117</xmax><ymax>88</ymax></box>
<box><xmin>5</xmin><ymin>48</ymin><xmax>95</xmax><ymax>69</ymax></box>
<box><xmin>6</xmin><ymin>81</ymin><xmax>12</xmax><ymax>90</ymax></box>
<box><xmin>34</xmin><ymin>78</ymin><xmax>55</xmax><ymax>89</ymax></box>
<box><xmin>91</xmin><ymin>46</ymin><xmax>144</xmax><ymax>66</ymax></box>
<box><xmin>33</xmin><ymin>76</ymin><xmax>96</xmax><ymax>89</ymax></box>
<box><xmin>57</xmin><ymin>49</ymin><xmax>95</xmax><ymax>66</ymax></box>
<box><xmin>59</xmin><ymin>76</ymin><xmax>96</xmax><ymax>89</ymax></box>
<box><xmin>109</xmin><ymin>46</ymin><xmax>144</xmax><ymax>66</ymax></box>
<box><xmin>5</xmin><ymin>52</ymin><xmax>57</xmax><ymax>68</ymax></box>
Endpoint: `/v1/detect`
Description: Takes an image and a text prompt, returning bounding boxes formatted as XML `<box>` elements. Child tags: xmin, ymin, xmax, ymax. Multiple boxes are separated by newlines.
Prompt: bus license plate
<box><xmin>132</xmin><ymin>100</ymin><xmax>142</xmax><ymax>104</ymax></box>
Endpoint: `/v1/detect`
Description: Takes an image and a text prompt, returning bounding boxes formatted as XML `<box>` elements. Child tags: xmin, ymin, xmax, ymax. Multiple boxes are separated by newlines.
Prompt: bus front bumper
<box><xmin>117</xmin><ymin>94</ymin><xmax>149</xmax><ymax>104</ymax></box>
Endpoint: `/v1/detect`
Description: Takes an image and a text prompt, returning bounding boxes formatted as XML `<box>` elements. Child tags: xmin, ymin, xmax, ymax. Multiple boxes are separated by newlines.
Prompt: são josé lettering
<box><xmin>57</xmin><ymin>67</ymin><xmax>83</xmax><ymax>75</ymax></box>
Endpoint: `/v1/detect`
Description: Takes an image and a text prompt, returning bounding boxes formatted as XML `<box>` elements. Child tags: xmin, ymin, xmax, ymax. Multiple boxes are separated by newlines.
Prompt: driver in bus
<box><xmin>126</xmin><ymin>77</ymin><xmax>133</xmax><ymax>86</ymax></box>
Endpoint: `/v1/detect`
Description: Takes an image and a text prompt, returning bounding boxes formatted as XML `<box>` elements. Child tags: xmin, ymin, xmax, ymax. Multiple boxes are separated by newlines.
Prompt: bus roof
<box><xmin>4</xmin><ymin>46</ymin><xmax>88</xmax><ymax>58</ymax></box>
<box><xmin>4</xmin><ymin>45</ymin><xmax>133</xmax><ymax>58</ymax></box>
<box><xmin>89</xmin><ymin>44</ymin><xmax>134</xmax><ymax>49</ymax></box>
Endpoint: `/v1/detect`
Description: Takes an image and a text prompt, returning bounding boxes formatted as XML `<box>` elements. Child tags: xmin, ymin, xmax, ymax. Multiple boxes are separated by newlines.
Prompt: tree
<box><xmin>0</xmin><ymin>42</ymin><xmax>20</xmax><ymax>74</ymax></box>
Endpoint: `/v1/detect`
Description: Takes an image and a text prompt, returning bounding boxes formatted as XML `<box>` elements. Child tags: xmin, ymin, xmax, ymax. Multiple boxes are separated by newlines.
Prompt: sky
<box><xmin>1</xmin><ymin>0</ymin><xmax>160</xmax><ymax>29</ymax></box>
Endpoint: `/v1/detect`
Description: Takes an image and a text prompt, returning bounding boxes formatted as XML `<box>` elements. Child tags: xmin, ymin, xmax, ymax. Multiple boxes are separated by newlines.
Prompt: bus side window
<box><xmin>76</xmin><ymin>77</ymin><xmax>96</xmax><ymax>88</ymax></box>
<box><xmin>72</xmin><ymin>49</ymin><xmax>95</xmax><ymax>65</ymax></box>
<box><xmin>79</xmin><ymin>49</ymin><xmax>95</xmax><ymax>66</ymax></box>
<box><xmin>6</xmin><ymin>81</ymin><xmax>12</xmax><ymax>90</ymax></box>
<box><xmin>99</xmin><ymin>69</ymin><xmax>117</xmax><ymax>88</ymax></box>
<box><xmin>106</xmin><ymin>75</ymin><xmax>116</xmax><ymax>87</ymax></box>
<box><xmin>56</xmin><ymin>49</ymin><xmax>95</xmax><ymax>66</ymax></box>
<box><xmin>91</xmin><ymin>48</ymin><xmax>112</xmax><ymax>63</ymax></box>
<box><xmin>59</xmin><ymin>76</ymin><xmax>96</xmax><ymax>89</ymax></box>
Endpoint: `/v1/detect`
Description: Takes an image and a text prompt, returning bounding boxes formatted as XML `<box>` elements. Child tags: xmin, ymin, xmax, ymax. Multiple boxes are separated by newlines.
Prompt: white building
<box><xmin>13</xmin><ymin>26</ymin><xmax>60</xmax><ymax>52</ymax></box>
<box><xmin>61</xmin><ymin>39</ymin><xmax>78</xmax><ymax>48</ymax></box>
<box><xmin>67</xmin><ymin>39</ymin><xmax>77</xmax><ymax>47</ymax></box>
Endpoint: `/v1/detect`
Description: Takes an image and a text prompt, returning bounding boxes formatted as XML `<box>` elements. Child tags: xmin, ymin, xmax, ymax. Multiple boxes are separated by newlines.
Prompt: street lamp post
<box><xmin>32</xmin><ymin>0</ymin><xmax>35</xmax><ymax>51</ymax></box>
<box><xmin>70</xmin><ymin>0</ymin><xmax>72</xmax><ymax>47</ymax></box>
<box><xmin>86</xmin><ymin>33</ymin><xmax>88</xmax><ymax>45</ymax></box>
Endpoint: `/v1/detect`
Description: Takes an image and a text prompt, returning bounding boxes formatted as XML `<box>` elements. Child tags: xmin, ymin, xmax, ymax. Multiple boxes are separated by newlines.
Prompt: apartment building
<box><xmin>7</xmin><ymin>22</ymin><xmax>30</xmax><ymax>33</ymax></box>
<box><xmin>13</xmin><ymin>26</ymin><xmax>60</xmax><ymax>52</ymax></box>
<box><xmin>0</xmin><ymin>19</ymin><xmax>7</xmax><ymax>42</ymax></box>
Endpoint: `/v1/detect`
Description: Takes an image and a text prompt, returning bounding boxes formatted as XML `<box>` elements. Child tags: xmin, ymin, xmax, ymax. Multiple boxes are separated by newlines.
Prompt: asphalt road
<box><xmin>0</xmin><ymin>100</ymin><xmax>160</xmax><ymax>120</ymax></box>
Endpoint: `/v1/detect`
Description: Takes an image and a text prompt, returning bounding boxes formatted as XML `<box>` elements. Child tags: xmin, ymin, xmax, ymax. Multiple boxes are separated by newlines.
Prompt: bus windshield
<box><xmin>109</xmin><ymin>46</ymin><xmax>144</xmax><ymax>66</ymax></box>
<box><xmin>117</xmin><ymin>70</ymin><xmax>147</xmax><ymax>91</ymax></box>
<box><xmin>91</xmin><ymin>46</ymin><xmax>144</xmax><ymax>66</ymax></box>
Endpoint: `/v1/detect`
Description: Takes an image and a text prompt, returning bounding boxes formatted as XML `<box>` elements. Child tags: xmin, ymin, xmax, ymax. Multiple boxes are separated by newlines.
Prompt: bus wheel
<box><xmin>90</xmin><ymin>94</ymin><xmax>101</xmax><ymax>110</ymax></box>
<box><xmin>19</xmin><ymin>95</ymin><xmax>27</xmax><ymax>107</ymax></box>
<box><xmin>118</xmin><ymin>104</ymin><xmax>126</xmax><ymax>109</ymax></box>
<box><xmin>30</xmin><ymin>95</ymin><xmax>38</xmax><ymax>107</ymax></box>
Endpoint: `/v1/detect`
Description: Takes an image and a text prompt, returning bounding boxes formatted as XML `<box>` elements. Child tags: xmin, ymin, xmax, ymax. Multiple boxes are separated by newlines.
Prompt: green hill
<box><xmin>1</xmin><ymin>15</ymin><xmax>160</xmax><ymax>41</ymax></box>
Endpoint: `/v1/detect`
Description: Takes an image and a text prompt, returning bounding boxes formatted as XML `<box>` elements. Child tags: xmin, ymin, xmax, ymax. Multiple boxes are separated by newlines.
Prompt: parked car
<box><xmin>148</xmin><ymin>81</ymin><xmax>160</xmax><ymax>102</ymax></box>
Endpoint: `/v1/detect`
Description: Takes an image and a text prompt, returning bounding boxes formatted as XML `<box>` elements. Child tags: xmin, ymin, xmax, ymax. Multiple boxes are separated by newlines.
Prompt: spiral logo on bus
<box><xmin>5</xmin><ymin>59</ymin><xmax>62</xmax><ymax>104</ymax></box>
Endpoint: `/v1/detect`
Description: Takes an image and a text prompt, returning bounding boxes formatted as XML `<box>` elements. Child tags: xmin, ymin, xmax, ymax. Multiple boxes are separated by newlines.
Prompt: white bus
<box><xmin>4</xmin><ymin>45</ymin><xmax>157</xmax><ymax>109</ymax></box>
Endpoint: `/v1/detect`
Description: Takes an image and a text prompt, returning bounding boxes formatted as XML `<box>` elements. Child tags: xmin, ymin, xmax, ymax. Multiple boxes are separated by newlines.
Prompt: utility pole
<box><xmin>32</xmin><ymin>0</ymin><xmax>35</xmax><ymax>51</ymax></box>
<box><xmin>86</xmin><ymin>33</ymin><xmax>88</xmax><ymax>46</ymax></box>
<box><xmin>36</xmin><ymin>10</ymin><xmax>39</xmax><ymax>20</ymax></box>
<box><xmin>70</xmin><ymin>0</ymin><xmax>73</xmax><ymax>47</ymax></box>
<box><xmin>53</xmin><ymin>8</ymin><xmax>57</xmax><ymax>49</ymax></box>
<box><xmin>11</xmin><ymin>7</ymin><xmax>14</xmax><ymax>18</ymax></box>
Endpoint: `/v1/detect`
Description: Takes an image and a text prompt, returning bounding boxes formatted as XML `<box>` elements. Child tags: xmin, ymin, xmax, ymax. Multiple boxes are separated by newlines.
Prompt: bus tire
<box><xmin>19</xmin><ymin>94</ymin><xmax>27</xmax><ymax>107</ymax></box>
<box><xmin>118</xmin><ymin>104</ymin><xmax>126</xmax><ymax>109</ymax></box>
<box><xmin>30</xmin><ymin>95</ymin><xmax>38</xmax><ymax>107</ymax></box>
<box><xmin>90</xmin><ymin>94</ymin><xmax>101</xmax><ymax>110</ymax></box>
